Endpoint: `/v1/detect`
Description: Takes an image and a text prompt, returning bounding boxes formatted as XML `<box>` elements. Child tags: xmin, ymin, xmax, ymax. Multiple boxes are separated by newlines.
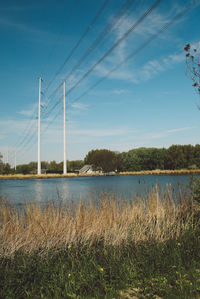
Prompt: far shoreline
<box><xmin>0</xmin><ymin>169</ymin><xmax>200</xmax><ymax>180</ymax></box>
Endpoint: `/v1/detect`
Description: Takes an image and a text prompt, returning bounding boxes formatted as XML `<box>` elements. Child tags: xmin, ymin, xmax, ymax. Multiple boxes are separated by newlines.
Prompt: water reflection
<box><xmin>34</xmin><ymin>180</ymin><xmax>43</xmax><ymax>202</ymax></box>
<box><xmin>61</xmin><ymin>180</ymin><xmax>70</xmax><ymax>201</ymax></box>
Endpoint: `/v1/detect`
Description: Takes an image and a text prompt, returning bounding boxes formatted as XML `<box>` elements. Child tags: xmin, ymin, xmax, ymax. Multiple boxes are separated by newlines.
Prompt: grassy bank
<box><xmin>0</xmin><ymin>172</ymin><xmax>103</xmax><ymax>180</ymax></box>
<box><xmin>1</xmin><ymin>232</ymin><xmax>200</xmax><ymax>298</ymax></box>
<box><xmin>1</xmin><ymin>168</ymin><xmax>200</xmax><ymax>180</ymax></box>
<box><xmin>1</xmin><ymin>188</ymin><xmax>200</xmax><ymax>297</ymax></box>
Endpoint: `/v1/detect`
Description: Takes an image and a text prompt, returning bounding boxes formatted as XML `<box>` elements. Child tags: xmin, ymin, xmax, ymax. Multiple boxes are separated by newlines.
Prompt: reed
<box><xmin>120</xmin><ymin>169</ymin><xmax>200</xmax><ymax>175</ymax></box>
<box><xmin>1</xmin><ymin>169</ymin><xmax>200</xmax><ymax>180</ymax></box>
<box><xmin>0</xmin><ymin>186</ymin><xmax>196</xmax><ymax>257</ymax></box>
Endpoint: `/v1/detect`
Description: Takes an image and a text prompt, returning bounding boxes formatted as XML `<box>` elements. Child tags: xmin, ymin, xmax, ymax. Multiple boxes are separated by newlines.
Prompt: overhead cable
<box><xmin>45</xmin><ymin>0</ymin><xmax>112</xmax><ymax>92</ymax></box>
<box><xmin>62</xmin><ymin>0</ymin><xmax>136</xmax><ymax>83</ymax></box>
<box><xmin>66</xmin><ymin>0</ymin><xmax>161</xmax><ymax>96</ymax></box>
<box><xmin>70</xmin><ymin>0</ymin><xmax>200</xmax><ymax>105</ymax></box>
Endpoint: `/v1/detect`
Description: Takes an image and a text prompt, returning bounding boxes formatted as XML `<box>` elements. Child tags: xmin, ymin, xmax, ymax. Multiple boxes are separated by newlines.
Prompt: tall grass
<box><xmin>0</xmin><ymin>186</ymin><xmax>196</xmax><ymax>257</ymax></box>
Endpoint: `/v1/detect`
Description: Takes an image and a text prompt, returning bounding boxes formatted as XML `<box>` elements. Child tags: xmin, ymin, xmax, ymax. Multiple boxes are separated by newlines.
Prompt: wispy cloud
<box><xmin>71</xmin><ymin>128</ymin><xmax>135</xmax><ymax>137</ymax></box>
<box><xmin>111</xmin><ymin>89</ymin><xmax>126</xmax><ymax>95</ymax></box>
<box><xmin>0</xmin><ymin>15</ymin><xmax>68</xmax><ymax>45</ymax></box>
<box><xmin>94</xmin><ymin>2</ymin><xmax>188</xmax><ymax>84</ymax></box>
<box><xmin>18</xmin><ymin>106</ymin><xmax>37</xmax><ymax>117</ymax></box>
<box><xmin>138</xmin><ymin>51</ymin><xmax>185</xmax><ymax>81</ymax></box>
<box><xmin>70</xmin><ymin>102</ymin><xmax>89</xmax><ymax>110</ymax></box>
<box><xmin>142</xmin><ymin>126</ymin><xmax>195</xmax><ymax>140</ymax></box>
<box><xmin>0</xmin><ymin>16</ymin><xmax>40</xmax><ymax>34</ymax></box>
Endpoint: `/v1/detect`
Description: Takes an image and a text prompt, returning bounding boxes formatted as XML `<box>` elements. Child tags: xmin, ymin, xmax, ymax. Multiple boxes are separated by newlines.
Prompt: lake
<box><xmin>0</xmin><ymin>174</ymin><xmax>191</xmax><ymax>206</ymax></box>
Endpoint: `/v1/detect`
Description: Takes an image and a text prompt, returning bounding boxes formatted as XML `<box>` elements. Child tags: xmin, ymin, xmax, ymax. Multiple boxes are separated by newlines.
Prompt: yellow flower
<box><xmin>68</xmin><ymin>244</ymin><xmax>71</xmax><ymax>249</ymax></box>
<box><xmin>99</xmin><ymin>267</ymin><xmax>104</xmax><ymax>272</ymax></box>
<box><xmin>177</xmin><ymin>242</ymin><xmax>181</xmax><ymax>246</ymax></box>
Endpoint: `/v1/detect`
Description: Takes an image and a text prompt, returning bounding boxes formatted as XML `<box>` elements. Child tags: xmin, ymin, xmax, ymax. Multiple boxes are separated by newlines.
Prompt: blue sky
<box><xmin>1</xmin><ymin>0</ymin><xmax>200</xmax><ymax>165</ymax></box>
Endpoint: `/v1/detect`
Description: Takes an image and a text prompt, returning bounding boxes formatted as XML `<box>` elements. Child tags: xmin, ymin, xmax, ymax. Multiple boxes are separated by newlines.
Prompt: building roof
<box><xmin>79</xmin><ymin>165</ymin><xmax>93</xmax><ymax>174</ymax></box>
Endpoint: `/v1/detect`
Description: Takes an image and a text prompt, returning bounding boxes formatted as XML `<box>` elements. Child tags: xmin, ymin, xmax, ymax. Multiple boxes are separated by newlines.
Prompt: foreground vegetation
<box><xmin>1</xmin><ymin>183</ymin><xmax>200</xmax><ymax>298</ymax></box>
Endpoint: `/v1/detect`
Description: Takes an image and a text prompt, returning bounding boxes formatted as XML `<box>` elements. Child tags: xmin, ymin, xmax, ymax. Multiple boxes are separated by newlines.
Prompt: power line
<box><xmin>12</xmin><ymin>106</ymin><xmax>37</xmax><ymax>149</ymax></box>
<box><xmin>10</xmin><ymin>78</ymin><xmax>48</xmax><ymax>152</ymax></box>
<box><xmin>45</xmin><ymin>0</ymin><xmax>112</xmax><ymax>92</ymax></box>
<box><xmin>45</xmin><ymin>0</ymin><xmax>138</xmax><ymax>103</ymax></box>
<box><xmin>69</xmin><ymin>0</ymin><xmax>200</xmax><ymax>106</ymax></box>
<box><xmin>61</xmin><ymin>0</ymin><xmax>137</xmax><ymax>84</ymax></box>
<box><xmin>43</xmin><ymin>96</ymin><xmax>63</xmax><ymax>119</ymax></box>
<box><xmin>33</xmin><ymin>0</ymin><xmax>160</xmax><ymax>127</ymax></box>
<box><xmin>66</xmin><ymin>0</ymin><xmax>161</xmax><ymax>96</ymax></box>
<box><xmin>41</xmin><ymin>106</ymin><xmax>63</xmax><ymax>137</ymax></box>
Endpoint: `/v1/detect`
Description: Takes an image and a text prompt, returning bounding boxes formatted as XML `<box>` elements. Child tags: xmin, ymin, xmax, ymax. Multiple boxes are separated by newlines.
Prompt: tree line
<box><xmin>0</xmin><ymin>157</ymin><xmax>84</xmax><ymax>175</ymax></box>
<box><xmin>118</xmin><ymin>145</ymin><xmax>200</xmax><ymax>171</ymax></box>
<box><xmin>1</xmin><ymin>144</ymin><xmax>200</xmax><ymax>174</ymax></box>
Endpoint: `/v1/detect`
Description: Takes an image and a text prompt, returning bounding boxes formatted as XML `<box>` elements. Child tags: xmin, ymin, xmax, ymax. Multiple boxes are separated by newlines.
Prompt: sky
<box><xmin>1</xmin><ymin>0</ymin><xmax>200</xmax><ymax>166</ymax></box>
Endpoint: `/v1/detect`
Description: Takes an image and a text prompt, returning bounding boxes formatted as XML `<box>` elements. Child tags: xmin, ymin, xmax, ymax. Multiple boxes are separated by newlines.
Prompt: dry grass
<box><xmin>0</xmin><ymin>173</ymin><xmax>78</xmax><ymax>180</ymax></box>
<box><xmin>0</xmin><ymin>173</ymin><xmax>104</xmax><ymax>180</ymax></box>
<box><xmin>120</xmin><ymin>169</ymin><xmax>200</xmax><ymax>175</ymax></box>
<box><xmin>1</xmin><ymin>169</ymin><xmax>200</xmax><ymax>180</ymax></box>
<box><xmin>0</xmin><ymin>187</ymin><xmax>196</xmax><ymax>257</ymax></box>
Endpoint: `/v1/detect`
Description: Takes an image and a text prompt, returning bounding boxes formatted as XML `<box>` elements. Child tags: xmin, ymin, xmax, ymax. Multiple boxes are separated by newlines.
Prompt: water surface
<box><xmin>0</xmin><ymin>174</ymin><xmax>190</xmax><ymax>205</ymax></box>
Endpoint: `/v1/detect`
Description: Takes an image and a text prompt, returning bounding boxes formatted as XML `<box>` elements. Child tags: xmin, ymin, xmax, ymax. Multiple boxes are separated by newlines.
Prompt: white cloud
<box><xmin>138</xmin><ymin>51</ymin><xmax>184</xmax><ymax>81</ymax></box>
<box><xmin>111</xmin><ymin>89</ymin><xmax>126</xmax><ymax>95</ymax></box>
<box><xmin>0</xmin><ymin>118</ymin><xmax>37</xmax><ymax>134</ymax></box>
<box><xmin>0</xmin><ymin>15</ymin><xmax>69</xmax><ymax>45</ymax></box>
<box><xmin>71</xmin><ymin>128</ymin><xmax>134</xmax><ymax>137</ymax></box>
<box><xmin>95</xmin><ymin>64</ymin><xmax>138</xmax><ymax>83</ymax></box>
<box><xmin>18</xmin><ymin>109</ymin><xmax>36</xmax><ymax>117</ymax></box>
<box><xmin>93</xmin><ymin>3</ymin><xmax>189</xmax><ymax>85</ymax></box>
<box><xmin>142</xmin><ymin>127</ymin><xmax>195</xmax><ymax>140</ymax></box>
<box><xmin>70</xmin><ymin>102</ymin><xmax>89</xmax><ymax>110</ymax></box>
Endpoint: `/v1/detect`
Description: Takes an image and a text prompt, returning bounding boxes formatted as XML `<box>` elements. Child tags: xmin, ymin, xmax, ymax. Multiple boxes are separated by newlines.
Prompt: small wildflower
<box><xmin>177</xmin><ymin>242</ymin><xmax>181</xmax><ymax>246</ymax></box>
<box><xmin>68</xmin><ymin>244</ymin><xmax>71</xmax><ymax>249</ymax></box>
<box><xmin>68</xmin><ymin>273</ymin><xmax>71</xmax><ymax>277</ymax></box>
<box><xmin>99</xmin><ymin>267</ymin><xmax>104</xmax><ymax>272</ymax></box>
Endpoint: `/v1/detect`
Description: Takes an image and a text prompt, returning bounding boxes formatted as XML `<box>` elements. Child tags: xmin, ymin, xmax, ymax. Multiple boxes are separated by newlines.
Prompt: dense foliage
<box><xmin>118</xmin><ymin>144</ymin><xmax>200</xmax><ymax>171</ymax></box>
<box><xmin>84</xmin><ymin>149</ymin><xmax>118</xmax><ymax>172</ymax></box>
<box><xmin>14</xmin><ymin>160</ymin><xmax>84</xmax><ymax>174</ymax></box>
<box><xmin>0</xmin><ymin>154</ymin><xmax>84</xmax><ymax>175</ymax></box>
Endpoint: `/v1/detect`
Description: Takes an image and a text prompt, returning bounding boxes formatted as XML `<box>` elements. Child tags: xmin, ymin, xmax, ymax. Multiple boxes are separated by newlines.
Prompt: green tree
<box><xmin>164</xmin><ymin>145</ymin><xmax>186</xmax><ymax>170</ymax></box>
<box><xmin>48</xmin><ymin>161</ymin><xmax>60</xmax><ymax>173</ymax></box>
<box><xmin>68</xmin><ymin>160</ymin><xmax>84</xmax><ymax>172</ymax></box>
<box><xmin>2</xmin><ymin>163</ymin><xmax>12</xmax><ymax>174</ymax></box>
<box><xmin>119</xmin><ymin>148</ymin><xmax>166</xmax><ymax>171</ymax></box>
<box><xmin>16</xmin><ymin>164</ymin><xmax>31</xmax><ymax>174</ymax></box>
<box><xmin>84</xmin><ymin>149</ymin><xmax>118</xmax><ymax>172</ymax></box>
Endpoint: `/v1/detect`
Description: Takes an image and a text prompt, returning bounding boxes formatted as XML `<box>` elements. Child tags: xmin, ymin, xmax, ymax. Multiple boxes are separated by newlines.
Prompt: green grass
<box><xmin>1</xmin><ymin>222</ymin><xmax>200</xmax><ymax>298</ymax></box>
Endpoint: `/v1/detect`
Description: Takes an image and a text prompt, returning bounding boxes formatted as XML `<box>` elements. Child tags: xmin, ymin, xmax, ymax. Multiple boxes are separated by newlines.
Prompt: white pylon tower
<box><xmin>14</xmin><ymin>148</ymin><xmax>16</xmax><ymax>171</ymax></box>
<box><xmin>63</xmin><ymin>81</ymin><xmax>67</xmax><ymax>174</ymax></box>
<box><xmin>37</xmin><ymin>77</ymin><xmax>42</xmax><ymax>175</ymax></box>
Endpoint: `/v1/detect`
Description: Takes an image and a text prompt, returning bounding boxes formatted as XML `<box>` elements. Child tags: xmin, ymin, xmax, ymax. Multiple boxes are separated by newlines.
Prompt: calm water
<box><xmin>0</xmin><ymin>175</ymin><xmax>190</xmax><ymax>205</ymax></box>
